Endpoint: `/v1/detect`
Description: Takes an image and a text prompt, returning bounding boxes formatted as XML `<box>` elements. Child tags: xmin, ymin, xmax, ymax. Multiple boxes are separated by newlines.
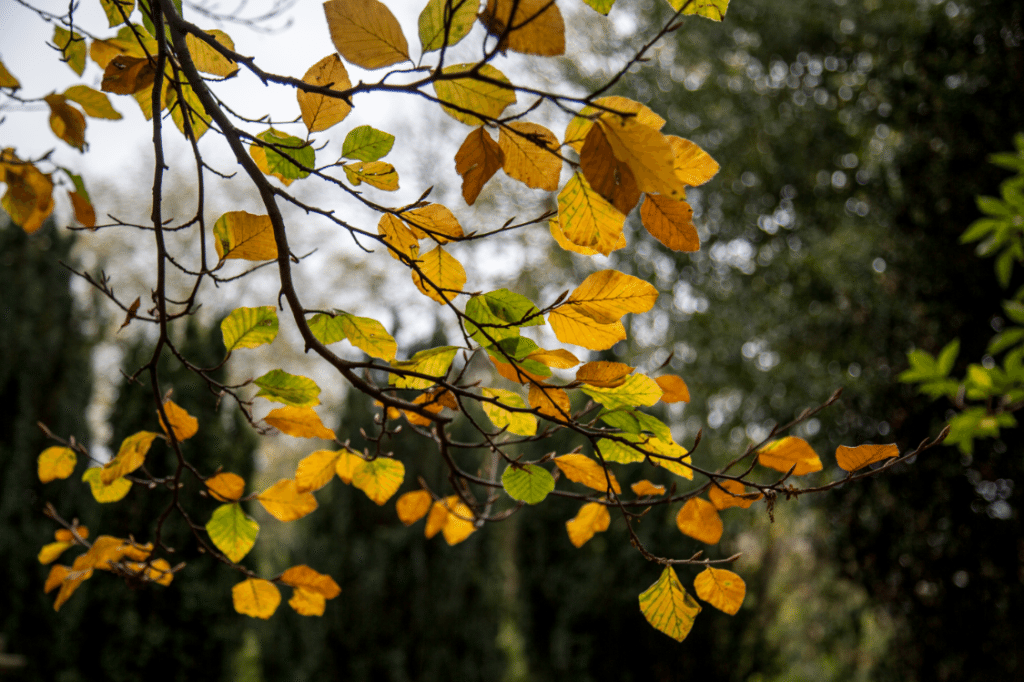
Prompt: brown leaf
<box><xmin>480</xmin><ymin>0</ymin><xmax>565</xmax><ymax>56</ymax></box>
<box><xmin>101</xmin><ymin>55</ymin><xmax>156</xmax><ymax>95</ymax></box>
<box><xmin>455</xmin><ymin>126</ymin><xmax>504</xmax><ymax>204</ymax></box>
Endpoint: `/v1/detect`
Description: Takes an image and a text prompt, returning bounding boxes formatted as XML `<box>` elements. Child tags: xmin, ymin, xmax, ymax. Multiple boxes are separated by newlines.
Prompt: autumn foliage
<box><xmin>2</xmin><ymin>0</ymin><xmax>945</xmax><ymax>643</ymax></box>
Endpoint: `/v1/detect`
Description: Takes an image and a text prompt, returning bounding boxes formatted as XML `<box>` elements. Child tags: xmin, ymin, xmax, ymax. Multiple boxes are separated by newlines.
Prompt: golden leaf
<box><xmin>257</xmin><ymin>479</ymin><xmax>319</xmax><ymax>522</ymax></box>
<box><xmin>335</xmin><ymin>448</ymin><xmax>366</xmax><ymax>484</ymax></box>
<box><xmin>708</xmin><ymin>479</ymin><xmax>762</xmax><ymax>510</ymax></box>
<box><xmin>38</xmin><ymin>446</ymin><xmax>77</xmax><ymax>483</ymax></box>
<box><xmin>638</xmin><ymin>566</ymin><xmax>701</xmax><ymax>642</ymax></box>
<box><xmin>82</xmin><ymin>467</ymin><xmax>132</xmax><ymax>503</ymax></box>
<box><xmin>63</xmin><ymin>85</ymin><xmax>122</xmax><ymax>119</ymax></box>
<box><xmin>499</xmin><ymin>122</ymin><xmax>561</xmax><ymax>191</ymax></box>
<box><xmin>631</xmin><ymin>480</ymin><xmax>666</xmax><ymax>497</ymax></box>
<box><xmin>52</xmin><ymin>556</ymin><xmax>93</xmax><ymax>611</ymax></box>
<box><xmin>528</xmin><ymin>384</ymin><xmax>571</xmax><ymax>421</ymax></box>
<box><xmin>0</xmin><ymin>58</ymin><xmax>20</xmax><ymax>89</ymax></box>
<box><xmin>564</xmin><ymin>96</ymin><xmax>666</xmax><ymax>153</ymax></box>
<box><xmin>757</xmin><ymin>436</ymin><xmax>823</xmax><ymax>476</ymax></box>
<box><xmin>598</xmin><ymin>116</ymin><xmax>687</xmax><ymax>200</ymax></box>
<box><xmin>480</xmin><ymin>0</ymin><xmax>565</xmax><ymax>56</ymax></box>
<box><xmin>411</xmin><ymin>246</ymin><xmax>467</xmax><ymax>304</ymax></box>
<box><xmin>440</xmin><ymin>497</ymin><xmax>476</xmax><ymax>545</ymax></box>
<box><xmin>288</xmin><ymin>587</ymin><xmax>327</xmax><ymax>616</ymax></box>
<box><xmin>433</xmin><ymin>63</ymin><xmax>517</xmax><ymax>126</ymax></box>
<box><xmin>43</xmin><ymin>94</ymin><xmax>86</xmax><ymax>150</ymax></box>
<box><xmin>185</xmin><ymin>29</ymin><xmax>238</xmax><ymax>77</ymax></box>
<box><xmin>667</xmin><ymin>0</ymin><xmax>730</xmax><ymax>21</ymax></box>
<box><xmin>401</xmin><ymin>203</ymin><xmax>464</xmax><ymax>243</ymax></box>
<box><xmin>565</xmin><ymin>502</ymin><xmax>611</xmax><ymax>547</ymax></box>
<box><xmin>693</xmin><ymin>567</ymin><xmax>745</xmax><ymax>615</ymax></box>
<box><xmin>295</xmin><ymin>449</ymin><xmax>342</xmax><ymax>492</ymax></box>
<box><xmin>378</xmin><ymin>213</ymin><xmax>421</xmax><ymax>261</ymax></box>
<box><xmin>232</xmin><ymin>578</ymin><xmax>281</xmax><ymax>619</ymax></box>
<box><xmin>419</xmin><ymin>0</ymin><xmax>480</xmax><ymax>52</ymax></box>
<box><xmin>213</xmin><ymin>211</ymin><xmax>278</xmax><ymax>261</ymax></box>
<box><xmin>396</xmin><ymin>490</ymin><xmax>433</xmax><ymax>526</ymax></box>
<box><xmin>575</xmin><ymin>361</ymin><xmax>634</xmax><ymax>388</ymax></box>
<box><xmin>101</xmin><ymin>431</ymin><xmax>158</xmax><ymax>484</ymax></box>
<box><xmin>264</xmin><ymin>406</ymin><xmax>336</xmax><ymax>440</ymax></box>
<box><xmin>640</xmin><ymin>193</ymin><xmax>699</xmax><ymax>252</ymax></box>
<box><xmin>297</xmin><ymin>54</ymin><xmax>352</xmax><ymax>132</ymax></box>
<box><xmin>424</xmin><ymin>499</ymin><xmax>449</xmax><ymax>539</ymax></box>
<box><xmin>557</xmin><ymin>172</ymin><xmax>626</xmax><ymax>256</ymax></box>
<box><xmin>280</xmin><ymin>565</ymin><xmax>341</xmax><ymax>599</ymax></box>
<box><xmin>565</xmin><ymin>269</ymin><xmax>658</xmax><ymax>325</ymax></box>
<box><xmin>554</xmin><ymin>454</ymin><xmax>621</xmax><ymax>494</ymax></box>
<box><xmin>158</xmin><ymin>399</ymin><xmax>199</xmax><ymax>442</ymax></box>
<box><xmin>324</xmin><ymin>0</ymin><xmax>410</xmax><ymax>69</ymax></box>
<box><xmin>835</xmin><ymin>443</ymin><xmax>899</xmax><ymax>472</ymax></box>
<box><xmin>455</xmin><ymin>126</ymin><xmax>504</xmax><ymax>204</ymax></box>
<box><xmin>38</xmin><ymin>542</ymin><xmax>72</xmax><ymax>565</ymax></box>
<box><xmin>548</xmin><ymin>306</ymin><xmax>626</xmax><ymax>351</ymax></box>
<box><xmin>675</xmin><ymin>498</ymin><xmax>723</xmax><ymax>544</ymax></box>
<box><xmin>525</xmin><ymin>348</ymin><xmax>580</xmax><ymax>369</ymax></box>
<box><xmin>0</xmin><ymin>150</ymin><xmax>55</xmax><ymax>233</ymax></box>
<box><xmin>352</xmin><ymin>457</ymin><xmax>405</xmax><ymax>505</ymax></box>
<box><xmin>343</xmin><ymin>161</ymin><xmax>399</xmax><ymax>191</ymax></box>
<box><xmin>206</xmin><ymin>472</ymin><xmax>245</xmax><ymax>502</ymax></box>
<box><xmin>54</xmin><ymin>527</ymin><xmax>88</xmax><ymax>543</ymax></box>
<box><xmin>668</xmin><ymin>136</ymin><xmax>719</xmax><ymax>186</ymax></box>
<box><xmin>655</xmin><ymin>375</ymin><xmax>690</xmax><ymax>403</ymax></box>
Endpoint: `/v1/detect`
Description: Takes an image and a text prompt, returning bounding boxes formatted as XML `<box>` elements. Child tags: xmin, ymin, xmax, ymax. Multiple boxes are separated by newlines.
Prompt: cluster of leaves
<box><xmin>901</xmin><ymin>134</ymin><xmax>1024</xmax><ymax>454</ymax></box>
<box><xmin>1</xmin><ymin>0</ymin><xmax>939</xmax><ymax>644</ymax></box>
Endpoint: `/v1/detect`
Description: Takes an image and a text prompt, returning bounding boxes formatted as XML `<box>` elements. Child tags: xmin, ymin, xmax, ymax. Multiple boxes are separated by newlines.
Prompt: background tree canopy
<box><xmin>0</xmin><ymin>0</ymin><xmax>1020</xmax><ymax>679</ymax></box>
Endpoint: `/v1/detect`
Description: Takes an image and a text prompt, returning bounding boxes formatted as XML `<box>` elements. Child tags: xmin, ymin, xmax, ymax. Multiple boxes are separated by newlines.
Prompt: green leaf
<box><xmin>221</xmin><ymin>306</ymin><xmax>278</xmax><ymax>351</ymax></box>
<box><xmin>501</xmin><ymin>464</ymin><xmax>554</xmax><ymax>504</ymax></box>
<box><xmin>988</xmin><ymin>328</ymin><xmax>1024</xmax><ymax>355</ymax></box>
<box><xmin>599</xmin><ymin>409</ymin><xmax>642</xmax><ymax>435</ymax></box>
<box><xmin>53</xmin><ymin>27</ymin><xmax>86</xmax><ymax>76</ymax></box>
<box><xmin>99</xmin><ymin>0</ymin><xmax>136</xmax><ymax>27</ymax></box>
<box><xmin>390</xmin><ymin>346</ymin><xmax>458</xmax><ymax>389</ymax></box>
<box><xmin>418</xmin><ymin>0</ymin><xmax>480</xmax><ymax>52</ymax></box>
<box><xmin>961</xmin><ymin>218</ymin><xmax>1002</xmax><ymax>244</ymax></box>
<box><xmin>580</xmin><ymin>374</ymin><xmax>663</xmax><ymax>410</ymax></box>
<box><xmin>596</xmin><ymin>437</ymin><xmax>645</xmax><ymax>464</ymax></box>
<box><xmin>307</xmin><ymin>311</ymin><xmax>396</xmax><ymax>360</ymax></box>
<box><xmin>205</xmin><ymin>502</ymin><xmax>259</xmax><ymax>563</ymax></box>
<box><xmin>464</xmin><ymin>289</ymin><xmax>543</xmax><ymax>345</ymax></box>
<box><xmin>936</xmin><ymin>339</ymin><xmax>960</xmax><ymax>376</ymax></box>
<box><xmin>342</xmin><ymin>125</ymin><xmax>395</xmax><ymax>162</ymax></box>
<box><xmin>253</xmin><ymin>369</ymin><xmax>321</xmax><ymax>407</ymax></box>
<box><xmin>481</xmin><ymin>388</ymin><xmax>537</xmax><ymax>436</ymax></box>
<box><xmin>977</xmin><ymin>195</ymin><xmax>1011</xmax><ymax>217</ymax></box>
<box><xmin>252</xmin><ymin>128</ymin><xmax>315</xmax><ymax>183</ymax></box>
<box><xmin>582</xmin><ymin>0</ymin><xmax>615</xmax><ymax>13</ymax></box>
<box><xmin>308</xmin><ymin>312</ymin><xmax>348</xmax><ymax>345</ymax></box>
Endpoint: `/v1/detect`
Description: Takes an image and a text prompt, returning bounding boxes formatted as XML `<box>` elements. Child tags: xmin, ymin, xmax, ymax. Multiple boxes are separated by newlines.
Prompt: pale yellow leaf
<box><xmin>480</xmin><ymin>387</ymin><xmax>537</xmax><ymax>436</ymax></box>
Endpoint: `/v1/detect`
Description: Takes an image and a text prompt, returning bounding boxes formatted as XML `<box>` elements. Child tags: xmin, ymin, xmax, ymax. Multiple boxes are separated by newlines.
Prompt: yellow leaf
<box><xmin>581</xmin><ymin>374</ymin><xmax>663</xmax><ymax>410</ymax></box>
<box><xmin>343</xmin><ymin>161</ymin><xmax>399</xmax><ymax>191</ymax></box>
<box><xmin>280</xmin><ymin>565</ymin><xmax>341</xmax><ymax>599</ymax></box>
<box><xmin>335</xmin><ymin>448</ymin><xmax>366</xmax><ymax>484</ymax></box>
<box><xmin>378</xmin><ymin>213</ymin><xmax>421</xmax><ymax>261</ymax></box>
<box><xmin>598</xmin><ymin>116</ymin><xmax>687</xmax><ymax>200</ymax></box>
<box><xmin>640</xmin><ymin>193</ymin><xmax>699</xmax><ymax>252</ymax></box>
<box><xmin>158</xmin><ymin>399</ymin><xmax>198</xmax><ymax>442</ymax></box>
<box><xmin>693</xmin><ymin>567</ymin><xmax>745</xmax><ymax>615</ymax></box>
<box><xmin>38</xmin><ymin>541</ymin><xmax>72</xmax><ymax>565</ymax></box>
<box><xmin>548</xmin><ymin>306</ymin><xmax>626</xmax><ymax>351</ymax></box>
<box><xmin>554</xmin><ymin>454</ymin><xmax>621</xmax><ymax>494</ymax></box>
<box><xmin>440</xmin><ymin>497</ymin><xmax>476</xmax><ymax>545</ymax></box>
<box><xmin>655</xmin><ymin>375</ymin><xmax>690</xmax><ymax>403</ymax></box>
<box><xmin>676</xmin><ymin>498</ymin><xmax>723</xmax><ymax>544</ymax></box>
<box><xmin>232</xmin><ymin>578</ymin><xmax>281</xmax><ymax>619</ymax></box>
<box><xmin>708</xmin><ymin>479</ymin><xmax>762</xmax><ymax>510</ymax></box>
<box><xmin>54</xmin><ymin>527</ymin><xmax>88</xmax><ymax>543</ymax></box>
<box><xmin>565</xmin><ymin>502</ymin><xmax>610</xmax><ymax>547</ymax></box>
<box><xmin>85</xmin><ymin>535</ymin><xmax>153</xmax><ymax>569</ymax></box>
<box><xmin>564</xmin><ymin>96</ymin><xmax>666</xmax><ymax>153</ymax></box>
<box><xmin>647</xmin><ymin>438</ymin><xmax>693</xmax><ymax>480</ymax></box>
<box><xmin>213</xmin><ymin>211</ymin><xmax>278</xmax><ymax>261</ymax></box>
<box><xmin>424</xmin><ymin>499</ymin><xmax>449</xmax><ymax>539</ymax></box>
<box><xmin>101</xmin><ymin>431</ymin><xmax>158</xmax><ymax>484</ymax></box>
<box><xmin>557</xmin><ymin>172</ymin><xmax>626</xmax><ymax>256</ymax></box>
<box><xmin>499</xmin><ymin>122</ymin><xmax>561</xmax><ymax>191</ymax></box>
<box><xmin>666</xmin><ymin>0</ymin><xmax>730</xmax><ymax>21</ymax></box>
<box><xmin>638</xmin><ymin>566</ymin><xmax>701</xmax><ymax>642</ymax></box>
<box><xmin>480</xmin><ymin>0</ymin><xmax>565</xmax><ymax>56</ymax></box>
<box><xmin>836</xmin><ymin>443</ymin><xmax>899</xmax><ymax>472</ymax></box>
<box><xmin>63</xmin><ymin>85</ymin><xmax>122</xmax><ymax>119</ymax></box>
<box><xmin>548</xmin><ymin>218</ymin><xmax>616</xmax><ymax>256</ymax></box>
<box><xmin>206</xmin><ymin>472</ymin><xmax>245</xmax><ymax>502</ymax></box>
<box><xmin>82</xmin><ymin>467</ymin><xmax>132</xmax><ymax>503</ymax></box>
<box><xmin>45</xmin><ymin>564</ymin><xmax>72</xmax><ymax>594</ymax></box>
<box><xmin>480</xmin><ymin>387</ymin><xmax>537</xmax><ymax>436</ymax></box>
<box><xmin>631</xmin><ymin>480</ymin><xmax>666</xmax><ymax>497</ymax></box>
<box><xmin>297</xmin><ymin>54</ymin><xmax>352</xmax><ymax>132</ymax></box>
<box><xmin>0</xmin><ymin>58</ymin><xmax>20</xmax><ymax>89</ymax></box>
<box><xmin>0</xmin><ymin>150</ymin><xmax>55</xmax><ymax>233</ymax></box>
<box><xmin>411</xmin><ymin>245</ymin><xmax>467</xmax><ymax>304</ymax></box>
<box><xmin>455</xmin><ymin>127</ymin><xmax>504</xmax><ymax>205</ymax></box>
<box><xmin>295</xmin><ymin>449</ymin><xmax>341</xmax><ymax>492</ymax></box>
<box><xmin>43</xmin><ymin>94</ymin><xmax>86</xmax><ymax>150</ymax></box>
<box><xmin>264</xmin><ymin>406</ymin><xmax>336</xmax><ymax>440</ymax></box>
<box><xmin>575</xmin><ymin>361</ymin><xmax>634</xmax><ymax>388</ymax></box>
<box><xmin>525</xmin><ymin>348</ymin><xmax>580</xmax><ymax>369</ymax></box>
<box><xmin>53</xmin><ymin>27</ymin><xmax>86</xmax><ymax>76</ymax></box>
<box><xmin>528</xmin><ymin>384</ymin><xmax>571</xmax><ymax>421</ymax></box>
<box><xmin>123</xmin><ymin>557</ymin><xmax>174</xmax><ymax>586</ymax></box>
<box><xmin>52</xmin><ymin>556</ymin><xmax>93</xmax><ymax>611</ymax></box>
<box><xmin>396</xmin><ymin>490</ymin><xmax>433</xmax><ymax>525</ymax></box>
<box><xmin>185</xmin><ymin>29</ymin><xmax>238</xmax><ymax>77</ymax></box>
<box><xmin>580</xmin><ymin>123</ymin><xmax>641</xmax><ymax>214</ymax></box>
<box><xmin>258</xmin><ymin>479</ymin><xmax>318</xmax><ymax>522</ymax></box>
<box><xmin>38</xmin><ymin>446</ymin><xmax>77</xmax><ymax>483</ymax></box>
<box><xmin>565</xmin><ymin>269</ymin><xmax>658</xmax><ymax>325</ymax></box>
<box><xmin>668</xmin><ymin>135</ymin><xmax>719</xmax><ymax>186</ymax></box>
<box><xmin>434</xmin><ymin>63</ymin><xmax>517</xmax><ymax>127</ymax></box>
<box><xmin>758</xmin><ymin>436</ymin><xmax>823</xmax><ymax>476</ymax></box>
<box><xmin>289</xmin><ymin>587</ymin><xmax>327</xmax><ymax>616</ymax></box>
<box><xmin>324</xmin><ymin>0</ymin><xmax>410</xmax><ymax>69</ymax></box>
<box><xmin>419</xmin><ymin>0</ymin><xmax>480</xmax><ymax>52</ymax></box>
<box><xmin>401</xmin><ymin>203</ymin><xmax>464</xmax><ymax>243</ymax></box>
<box><xmin>390</xmin><ymin>346</ymin><xmax>459</xmax><ymax>389</ymax></box>
<box><xmin>352</xmin><ymin>458</ymin><xmax>405</xmax><ymax>505</ymax></box>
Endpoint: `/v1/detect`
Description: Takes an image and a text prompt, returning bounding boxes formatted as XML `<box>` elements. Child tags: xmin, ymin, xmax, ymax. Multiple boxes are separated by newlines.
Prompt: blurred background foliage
<box><xmin>2</xmin><ymin>0</ymin><xmax>1022</xmax><ymax>679</ymax></box>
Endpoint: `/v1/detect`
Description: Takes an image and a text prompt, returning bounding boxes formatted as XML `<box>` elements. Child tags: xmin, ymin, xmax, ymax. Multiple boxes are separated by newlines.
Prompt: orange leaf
<box><xmin>232</xmin><ymin>578</ymin><xmax>281</xmax><ymax>619</ymax></box>
<box><xmin>836</xmin><ymin>443</ymin><xmax>899</xmax><ymax>472</ymax></box>
<box><xmin>758</xmin><ymin>436</ymin><xmax>823</xmax><ymax>476</ymax></box>
<box><xmin>378</xmin><ymin>212</ymin><xmax>421</xmax><ymax>261</ymax></box>
<box><xmin>158</xmin><ymin>399</ymin><xmax>199</xmax><ymax>442</ymax></box>
<box><xmin>554</xmin><ymin>454</ymin><xmax>621</xmax><ymax>494</ymax></box>
<box><xmin>396</xmin><ymin>490</ymin><xmax>433</xmax><ymax>525</ymax></box>
<box><xmin>498</xmin><ymin>121</ymin><xmax>561</xmax><ymax>191</ymax></box>
<box><xmin>455</xmin><ymin>127</ymin><xmax>504</xmax><ymax>205</ymax></box>
<box><xmin>264</xmin><ymin>406</ymin><xmax>336</xmax><ymax>440</ymax></box>
<box><xmin>100</xmin><ymin>55</ymin><xmax>156</xmax><ymax>95</ymax></box>
<box><xmin>565</xmin><ymin>502</ymin><xmax>610</xmax><ymax>547</ymax></box>
<box><xmin>524</xmin><ymin>348</ymin><xmax>580</xmax><ymax>369</ymax></box>
<box><xmin>280</xmin><ymin>565</ymin><xmax>341</xmax><ymax>599</ymax></box>
<box><xmin>631</xmin><ymin>480</ymin><xmax>666</xmax><ymax>497</ymax></box>
<box><xmin>257</xmin><ymin>479</ymin><xmax>318</xmax><ymax>522</ymax></box>
<box><xmin>675</xmin><ymin>498</ymin><xmax>723</xmax><ymax>544</ymax></box>
<box><xmin>38</xmin><ymin>446</ymin><xmax>77</xmax><ymax>483</ymax></box>
<box><xmin>580</xmin><ymin>123</ymin><xmax>641</xmax><ymax>214</ymax></box>
<box><xmin>655</xmin><ymin>375</ymin><xmax>690</xmax><ymax>403</ymax></box>
<box><xmin>640</xmin><ymin>193</ymin><xmax>699</xmax><ymax>252</ymax></box>
<box><xmin>206</xmin><ymin>471</ymin><xmax>245</xmax><ymax>502</ymax></box>
<box><xmin>693</xmin><ymin>567</ymin><xmax>745</xmax><ymax>615</ymax></box>
<box><xmin>54</xmin><ymin>526</ymin><xmax>88</xmax><ymax>542</ymax></box>
<box><xmin>480</xmin><ymin>0</ymin><xmax>565</xmax><ymax>56</ymax></box>
<box><xmin>575</xmin><ymin>361</ymin><xmax>634</xmax><ymax>388</ymax></box>
<box><xmin>288</xmin><ymin>587</ymin><xmax>327</xmax><ymax>616</ymax></box>
<box><xmin>528</xmin><ymin>384</ymin><xmax>571</xmax><ymax>421</ymax></box>
<box><xmin>43</xmin><ymin>94</ymin><xmax>86</xmax><ymax>150</ymax></box>
<box><xmin>708</xmin><ymin>479</ymin><xmax>762</xmax><ymax>510</ymax></box>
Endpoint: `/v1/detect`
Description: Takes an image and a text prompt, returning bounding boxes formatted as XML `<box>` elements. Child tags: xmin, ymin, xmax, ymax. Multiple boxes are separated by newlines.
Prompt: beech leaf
<box><xmin>501</xmin><ymin>463</ymin><xmax>554</xmax><ymax>504</ymax></box>
<box><xmin>324</xmin><ymin>0</ymin><xmax>410</xmax><ymax>69</ymax></box>
<box><xmin>638</xmin><ymin>566</ymin><xmax>701</xmax><ymax>642</ymax></box>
